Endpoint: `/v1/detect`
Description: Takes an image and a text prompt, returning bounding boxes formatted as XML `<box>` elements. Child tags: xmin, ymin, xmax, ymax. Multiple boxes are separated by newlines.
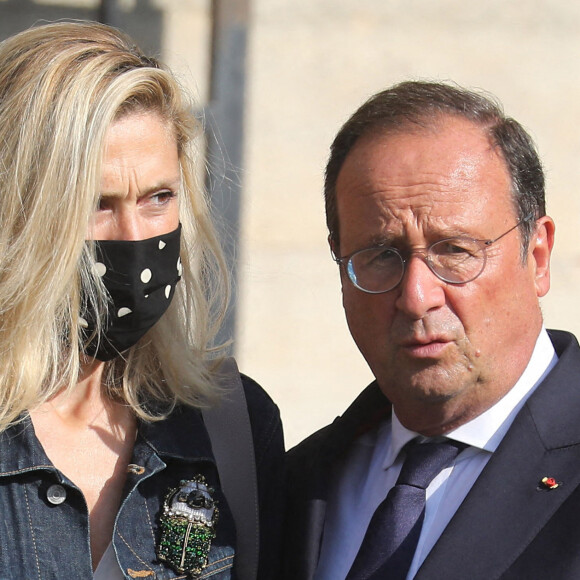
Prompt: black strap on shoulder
<box><xmin>202</xmin><ymin>357</ymin><xmax>259</xmax><ymax>580</ymax></box>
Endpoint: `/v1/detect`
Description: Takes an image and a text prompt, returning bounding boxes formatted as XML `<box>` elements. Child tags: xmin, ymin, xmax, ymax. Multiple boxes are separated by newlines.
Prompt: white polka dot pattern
<box><xmin>95</xmin><ymin>262</ymin><xmax>107</xmax><ymax>277</ymax></box>
<box><xmin>83</xmin><ymin>224</ymin><xmax>182</xmax><ymax>361</ymax></box>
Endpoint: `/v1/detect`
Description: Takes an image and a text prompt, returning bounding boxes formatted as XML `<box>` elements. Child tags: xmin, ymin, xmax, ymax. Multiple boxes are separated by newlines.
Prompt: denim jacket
<box><xmin>0</xmin><ymin>375</ymin><xmax>284</xmax><ymax>580</ymax></box>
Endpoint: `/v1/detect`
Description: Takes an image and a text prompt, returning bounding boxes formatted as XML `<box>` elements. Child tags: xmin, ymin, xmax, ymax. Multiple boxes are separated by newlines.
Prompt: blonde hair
<box><xmin>0</xmin><ymin>20</ymin><xmax>229</xmax><ymax>430</ymax></box>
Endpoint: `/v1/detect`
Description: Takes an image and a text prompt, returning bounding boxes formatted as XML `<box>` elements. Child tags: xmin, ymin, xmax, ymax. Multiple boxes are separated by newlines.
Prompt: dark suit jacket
<box><xmin>284</xmin><ymin>330</ymin><xmax>580</xmax><ymax>579</ymax></box>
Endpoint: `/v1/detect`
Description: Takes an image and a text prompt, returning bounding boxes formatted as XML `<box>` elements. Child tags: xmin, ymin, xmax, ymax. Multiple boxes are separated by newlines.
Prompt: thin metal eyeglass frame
<box><xmin>332</xmin><ymin>213</ymin><xmax>535</xmax><ymax>294</ymax></box>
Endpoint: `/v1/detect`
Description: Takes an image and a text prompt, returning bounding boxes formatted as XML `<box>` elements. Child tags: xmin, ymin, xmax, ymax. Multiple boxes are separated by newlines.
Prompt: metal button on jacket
<box><xmin>47</xmin><ymin>484</ymin><xmax>67</xmax><ymax>505</ymax></box>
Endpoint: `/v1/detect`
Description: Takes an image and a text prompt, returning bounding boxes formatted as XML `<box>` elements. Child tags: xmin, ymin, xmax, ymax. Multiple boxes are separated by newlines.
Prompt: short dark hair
<box><xmin>325</xmin><ymin>81</ymin><xmax>545</xmax><ymax>256</ymax></box>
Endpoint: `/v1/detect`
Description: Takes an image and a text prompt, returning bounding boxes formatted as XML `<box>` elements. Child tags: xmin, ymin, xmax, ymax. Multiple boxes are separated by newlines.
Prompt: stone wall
<box><xmin>239</xmin><ymin>0</ymin><xmax>580</xmax><ymax>446</ymax></box>
<box><xmin>2</xmin><ymin>0</ymin><xmax>578</xmax><ymax>447</ymax></box>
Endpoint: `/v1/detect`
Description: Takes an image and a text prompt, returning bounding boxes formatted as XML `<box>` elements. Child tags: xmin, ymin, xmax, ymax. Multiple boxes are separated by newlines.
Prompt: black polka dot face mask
<box><xmin>81</xmin><ymin>225</ymin><xmax>182</xmax><ymax>361</ymax></box>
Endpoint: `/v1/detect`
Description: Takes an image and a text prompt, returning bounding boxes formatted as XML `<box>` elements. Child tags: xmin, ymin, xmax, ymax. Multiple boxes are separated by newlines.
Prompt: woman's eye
<box><xmin>151</xmin><ymin>190</ymin><xmax>176</xmax><ymax>204</ymax></box>
<box><xmin>97</xmin><ymin>197</ymin><xmax>112</xmax><ymax>211</ymax></box>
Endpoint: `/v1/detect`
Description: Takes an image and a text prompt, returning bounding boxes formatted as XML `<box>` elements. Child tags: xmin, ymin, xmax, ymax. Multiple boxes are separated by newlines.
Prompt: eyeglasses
<box><xmin>333</xmin><ymin>215</ymin><xmax>534</xmax><ymax>294</ymax></box>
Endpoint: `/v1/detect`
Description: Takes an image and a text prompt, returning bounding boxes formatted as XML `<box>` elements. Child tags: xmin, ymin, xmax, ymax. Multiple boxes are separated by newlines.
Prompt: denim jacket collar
<box><xmin>0</xmin><ymin>404</ymin><xmax>237</xmax><ymax>579</ymax></box>
<box><xmin>0</xmin><ymin>404</ymin><xmax>216</xmax><ymax>478</ymax></box>
<box><xmin>138</xmin><ymin>404</ymin><xmax>215</xmax><ymax>463</ymax></box>
<box><xmin>0</xmin><ymin>416</ymin><xmax>56</xmax><ymax>476</ymax></box>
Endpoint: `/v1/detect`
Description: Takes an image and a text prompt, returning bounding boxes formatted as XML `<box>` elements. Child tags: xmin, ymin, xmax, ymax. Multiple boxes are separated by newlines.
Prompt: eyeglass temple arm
<box><xmin>329</xmin><ymin>235</ymin><xmax>342</xmax><ymax>263</ymax></box>
<box><xmin>484</xmin><ymin>213</ymin><xmax>536</xmax><ymax>246</ymax></box>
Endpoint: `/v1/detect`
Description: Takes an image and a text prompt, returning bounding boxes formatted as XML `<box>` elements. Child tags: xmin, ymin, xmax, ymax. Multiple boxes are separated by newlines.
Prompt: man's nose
<box><xmin>394</xmin><ymin>253</ymin><xmax>446</xmax><ymax>319</ymax></box>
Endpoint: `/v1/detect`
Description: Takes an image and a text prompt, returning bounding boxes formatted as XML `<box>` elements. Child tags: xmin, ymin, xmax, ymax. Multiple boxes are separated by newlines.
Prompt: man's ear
<box><xmin>328</xmin><ymin>234</ymin><xmax>338</xmax><ymax>258</ymax></box>
<box><xmin>328</xmin><ymin>235</ymin><xmax>345</xmax><ymax>297</ymax></box>
<box><xmin>530</xmin><ymin>215</ymin><xmax>555</xmax><ymax>298</ymax></box>
<box><xmin>330</xmin><ymin>234</ymin><xmax>346</xmax><ymax>267</ymax></box>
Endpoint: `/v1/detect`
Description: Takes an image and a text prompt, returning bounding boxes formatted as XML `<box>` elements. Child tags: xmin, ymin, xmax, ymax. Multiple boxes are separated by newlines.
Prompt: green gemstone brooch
<box><xmin>157</xmin><ymin>476</ymin><xmax>219</xmax><ymax>576</ymax></box>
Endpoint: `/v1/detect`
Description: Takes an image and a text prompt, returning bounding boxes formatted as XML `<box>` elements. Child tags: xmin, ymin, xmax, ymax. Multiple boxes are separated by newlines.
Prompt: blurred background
<box><xmin>2</xmin><ymin>0</ymin><xmax>579</xmax><ymax>447</ymax></box>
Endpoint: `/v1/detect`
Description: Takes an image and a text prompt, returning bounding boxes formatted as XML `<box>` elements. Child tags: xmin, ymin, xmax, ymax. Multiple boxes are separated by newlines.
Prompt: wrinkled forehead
<box><xmin>341</xmin><ymin>113</ymin><xmax>511</xmax><ymax>191</ymax></box>
<box><xmin>335</xmin><ymin>118</ymin><xmax>515</xmax><ymax>249</ymax></box>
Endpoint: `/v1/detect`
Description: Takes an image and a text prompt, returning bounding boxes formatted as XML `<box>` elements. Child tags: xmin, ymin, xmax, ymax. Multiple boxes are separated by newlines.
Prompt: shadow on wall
<box><xmin>0</xmin><ymin>0</ymin><xmax>163</xmax><ymax>58</ymax></box>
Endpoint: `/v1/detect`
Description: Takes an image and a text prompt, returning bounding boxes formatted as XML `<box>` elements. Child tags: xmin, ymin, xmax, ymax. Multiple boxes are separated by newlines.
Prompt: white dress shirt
<box><xmin>315</xmin><ymin>328</ymin><xmax>557</xmax><ymax>580</ymax></box>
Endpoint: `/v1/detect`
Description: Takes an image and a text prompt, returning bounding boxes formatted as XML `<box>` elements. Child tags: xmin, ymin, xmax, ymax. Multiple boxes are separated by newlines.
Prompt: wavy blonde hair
<box><xmin>0</xmin><ymin>20</ymin><xmax>229</xmax><ymax>431</ymax></box>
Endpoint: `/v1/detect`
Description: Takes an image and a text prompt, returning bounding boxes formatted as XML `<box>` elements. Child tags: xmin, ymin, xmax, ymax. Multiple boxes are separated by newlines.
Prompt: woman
<box><xmin>0</xmin><ymin>21</ymin><xmax>283</xmax><ymax>579</ymax></box>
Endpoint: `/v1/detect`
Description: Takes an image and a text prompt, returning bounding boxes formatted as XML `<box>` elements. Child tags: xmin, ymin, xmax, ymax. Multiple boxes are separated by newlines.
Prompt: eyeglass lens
<box><xmin>347</xmin><ymin>238</ymin><xmax>487</xmax><ymax>293</ymax></box>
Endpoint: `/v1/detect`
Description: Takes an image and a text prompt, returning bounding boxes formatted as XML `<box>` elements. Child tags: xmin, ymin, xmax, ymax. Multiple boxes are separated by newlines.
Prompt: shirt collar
<box><xmin>448</xmin><ymin>328</ymin><xmax>557</xmax><ymax>451</ymax></box>
<box><xmin>383</xmin><ymin>414</ymin><xmax>421</xmax><ymax>469</ymax></box>
<box><xmin>384</xmin><ymin>328</ymin><xmax>557</xmax><ymax>466</ymax></box>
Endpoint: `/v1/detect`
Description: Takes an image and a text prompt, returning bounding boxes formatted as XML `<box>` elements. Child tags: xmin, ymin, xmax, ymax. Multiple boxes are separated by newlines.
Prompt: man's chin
<box><xmin>379</xmin><ymin>363</ymin><xmax>475</xmax><ymax>405</ymax></box>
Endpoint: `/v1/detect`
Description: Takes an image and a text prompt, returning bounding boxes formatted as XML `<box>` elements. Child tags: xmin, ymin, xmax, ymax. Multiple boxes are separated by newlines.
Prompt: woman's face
<box><xmin>89</xmin><ymin>111</ymin><xmax>181</xmax><ymax>241</ymax></box>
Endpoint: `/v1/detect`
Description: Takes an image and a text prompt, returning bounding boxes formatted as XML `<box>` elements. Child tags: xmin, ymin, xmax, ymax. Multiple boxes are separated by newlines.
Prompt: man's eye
<box><xmin>446</xmin><ymin>243</ymin><xmax>470</xmax><ymax>254</ymax></box>
<box><xmin>374</xmin><ymin>249</ymin><xmax>399</xmax><ymax>263</ymax></box>
<box><xmin>435</xmin><ymin>239</ymin><xmax>476</xmax><ymax>256</ymax></box>
<box><xmin>356</xmin><ymin>248</ymin><xmax>400</xmax><ymax>269</ymax></box>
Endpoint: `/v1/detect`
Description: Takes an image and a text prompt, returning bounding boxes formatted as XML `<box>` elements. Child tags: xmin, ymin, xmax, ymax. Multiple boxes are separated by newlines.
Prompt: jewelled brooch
<box><xmin>157</xmin><ymin>476</ymin><xmax>219</xmax><ymax>576</ymax></box>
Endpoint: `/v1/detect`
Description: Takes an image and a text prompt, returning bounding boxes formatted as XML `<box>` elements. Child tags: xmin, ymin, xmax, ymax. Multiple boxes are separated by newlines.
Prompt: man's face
<box><xmin>335</xmin><ymin>116</ymin><xmax>553</xmax><ymax>435</ymax></box>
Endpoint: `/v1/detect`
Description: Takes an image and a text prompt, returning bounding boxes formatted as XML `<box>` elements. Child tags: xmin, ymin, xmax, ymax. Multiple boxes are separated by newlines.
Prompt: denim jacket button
<box><xmin>47</xmin><ymin>484</ymin><xmax>67</xmax><ymax>505</ymax></box>
<box><xmin>127</xmin><ymin>464</ymin><xmax>145</xmax><ymax>475</ymax></box>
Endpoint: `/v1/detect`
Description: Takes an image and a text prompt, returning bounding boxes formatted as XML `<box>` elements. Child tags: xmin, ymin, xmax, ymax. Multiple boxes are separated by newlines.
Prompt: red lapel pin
<box><xmin>540</xmin><ymin>476</ymin><xmax>559</xmax><ymax>490</ymax></box>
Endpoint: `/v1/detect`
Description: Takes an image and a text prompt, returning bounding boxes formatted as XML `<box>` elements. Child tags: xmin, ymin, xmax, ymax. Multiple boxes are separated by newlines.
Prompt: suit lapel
<box><xmin>286</xmin><ymin>383</ymin><xmax>390</xmax><ymax>579</ymax></box>
<box><xmin>417</xmin><ymin>330</ymin><xmax>580</xmax><ymax>579</ymax></box>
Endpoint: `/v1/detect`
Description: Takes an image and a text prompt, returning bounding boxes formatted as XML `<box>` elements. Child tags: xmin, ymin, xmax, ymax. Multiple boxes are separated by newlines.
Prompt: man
<box><xmin>284</xmin><ymin>81</ymin><xmax>580</xmax><ymax>579</ymax></box>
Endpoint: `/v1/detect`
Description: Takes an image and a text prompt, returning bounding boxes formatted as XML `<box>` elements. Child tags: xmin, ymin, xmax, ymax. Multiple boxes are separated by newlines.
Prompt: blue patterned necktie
<box><xmin>346</xmin><ymin>438</ymin><xmax>466</xmax><ymax>580</ymax></box>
